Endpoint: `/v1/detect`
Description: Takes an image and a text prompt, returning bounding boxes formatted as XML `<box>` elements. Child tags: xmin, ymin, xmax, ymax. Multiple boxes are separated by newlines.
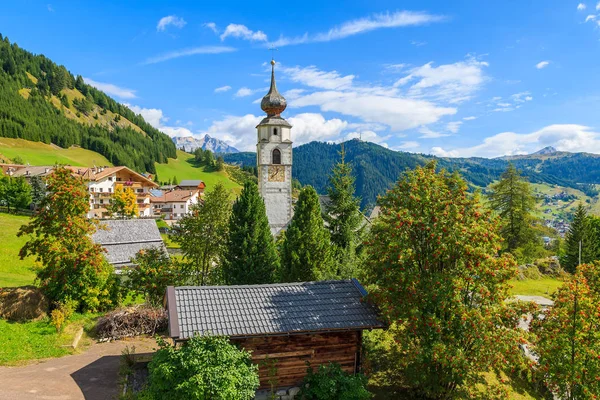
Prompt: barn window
<box><xmin>272</xmin><ymin>149</ymin><xmax>281</xmax><ymax>164</ymax></box>
<box><xmin>273</xmin><ymin>128</ymin><xmax>278</xmax><ymax>135</ymax></box>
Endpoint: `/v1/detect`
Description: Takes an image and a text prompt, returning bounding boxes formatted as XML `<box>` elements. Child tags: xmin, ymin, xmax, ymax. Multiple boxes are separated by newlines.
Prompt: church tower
<box><xmin>257</xmin><ymin>60</ymin><xmax>293</xmax><ymax>235</ymax></box>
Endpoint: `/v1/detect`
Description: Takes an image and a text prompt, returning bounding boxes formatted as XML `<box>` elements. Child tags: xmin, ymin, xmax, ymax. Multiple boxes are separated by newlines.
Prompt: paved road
<box><xmin>0</xmin><ymin>337</ymin><xmax>155</xmax><ymax>400</ymax></box>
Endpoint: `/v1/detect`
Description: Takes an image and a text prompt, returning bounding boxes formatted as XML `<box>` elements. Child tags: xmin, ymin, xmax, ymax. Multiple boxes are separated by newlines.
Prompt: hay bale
<box><xmin>0</xmin><ymin>286</ymin><xmax>49</xmax><ymax>321</ymax></box>
<box><xmin>95</xmin><ymin>305</ymin><xmax>167</xmax><ymax>341</ymax></box>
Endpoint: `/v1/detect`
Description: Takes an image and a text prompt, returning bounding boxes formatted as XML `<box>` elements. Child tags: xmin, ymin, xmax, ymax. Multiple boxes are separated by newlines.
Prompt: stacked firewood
<box><xmin>95</xmin><ymin>305</ymin><xmax>167</xmax><ymax>341</ymax></box>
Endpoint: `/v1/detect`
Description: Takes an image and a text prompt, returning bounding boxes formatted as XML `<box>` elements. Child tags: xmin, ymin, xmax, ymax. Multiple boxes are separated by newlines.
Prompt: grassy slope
<box><xmin>0</xmin><ymin>138</ymin><xmax>112</xmax><ymax>167</ymax></box>
<box><xmin>0</xmin><ymin>312</ymin><xmax>98</xmax><ymax>365</ymax></box>
<box><xmin>0</xmin><ymin>213</ymin><xmax>36</xmax><ymax>287</ymax></box>
<box><xmin>509</xmin><ymin>277</ymin><xmax>563</xmax><ymax>297</ymax></box>
<box><xmin>155</xmin><ymin>150</ymin><xmax>241</xmax><ymax>193</ymax></box>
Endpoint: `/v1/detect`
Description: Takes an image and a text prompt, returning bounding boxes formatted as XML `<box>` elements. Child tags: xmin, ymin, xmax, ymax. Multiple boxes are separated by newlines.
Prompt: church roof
<box><xmin>260</xmin><ymin>60</ymin><xmax>287</xmax><ymax>118</ymax></box>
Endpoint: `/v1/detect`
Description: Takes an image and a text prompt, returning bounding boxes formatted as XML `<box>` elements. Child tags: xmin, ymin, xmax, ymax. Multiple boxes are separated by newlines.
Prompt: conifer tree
<box><xmin>172</xmin><ymin>176</ymin><xmax>179</xmax><ymax>185</ymax></box>
<box><xmin>281</xmin><ymin>186</ymin><xmax>333</xmax><ymax>282</ymax></box>
<box><xmin>562</xmin><ymin>204</ymin><xmax>597</xmax><ymax>273</ymax></box>
<box><xmin>324</xmin><ymin>146</ymin><xmax>362</xmax><ymax>250</ymax></box>
<box><xmin>29</xmin><ymin>175</ymin><xmax>46</xmax><ymax>210</ymax></box>
<box><xmin>222</xmin><ymin>181</ymin><xmax>279</xmax><ymax>284</ymax></box>
<box><xmin>487</xmin><ymin>163</ymin><xmax>537</xmax><ymax>252</ymax></box>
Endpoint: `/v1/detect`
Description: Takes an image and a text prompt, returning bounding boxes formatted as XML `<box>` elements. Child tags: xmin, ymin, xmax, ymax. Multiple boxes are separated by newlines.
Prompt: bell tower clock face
<box><xmin>268</xmin><ymin>165</ymin><xmax>285</xmax><ymax>182</ymax></box>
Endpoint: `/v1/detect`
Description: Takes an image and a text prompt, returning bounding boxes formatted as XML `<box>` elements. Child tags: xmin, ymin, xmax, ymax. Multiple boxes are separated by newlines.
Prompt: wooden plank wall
<box><xmin>233</xmin><ymin>331</ymin><xmax>360</xmax><ymax>389</ymax></box>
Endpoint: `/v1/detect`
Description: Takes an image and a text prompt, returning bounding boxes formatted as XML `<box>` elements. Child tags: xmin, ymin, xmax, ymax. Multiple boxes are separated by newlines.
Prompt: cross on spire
<box><xmin>269</xmin><ymin>45</ymin><xmax>278</xmax><ymax>61</ymax></box>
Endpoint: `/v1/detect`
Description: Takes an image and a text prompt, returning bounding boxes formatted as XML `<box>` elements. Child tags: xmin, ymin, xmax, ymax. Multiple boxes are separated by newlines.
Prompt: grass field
<box><xmin>509</xmin><ymin>277</ymin><xmax>563</xmax><ymax>297</ymax></box>
<box><xmin>0</xmin><ymin>138</ymin><xmax>112</xmax><ymax>167</ymax></box>
<box><xmin>0</xmin><ymin>213</ymin><xmax>36</xmax><ymax>287</ymax></box>
<box><xmin>0</xmin><ymin>312</ymin><xmax>98</xmax><ymax>365</ymax></box>
<box><xmin>154</xmin><ymin>150</ymin><xmax>241</xmax><ymax>193</ymax></box>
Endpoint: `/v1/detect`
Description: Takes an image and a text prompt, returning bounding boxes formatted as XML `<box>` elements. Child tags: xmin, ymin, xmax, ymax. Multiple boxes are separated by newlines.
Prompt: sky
<box><xmin>1</xmin><ymin>0</ymin><xmax>600</xmax><ymax>157</ymax></box>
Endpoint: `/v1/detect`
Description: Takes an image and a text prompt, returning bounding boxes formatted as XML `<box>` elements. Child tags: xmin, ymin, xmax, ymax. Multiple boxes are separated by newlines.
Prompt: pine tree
<box><xmin>281</xmin><ymin>186</ymin><xmax>333</xmax><ymax>282</ymax></box>
<box><xmin>562</xmin><ymin>203</ymin><xmax>597</xmax><ymax>273</ymax></box>
<box><xmin>172</xmin><ymin>176</ymin><xmax>179</xmax><ymax>185</ymax></box>
<box><xmin>29</xmin><ymin>175</ymin><xmax>46</xmax><ymax>210</ymax></box>
<box><xmin>324</xmin><ymin>146</ymin><xmax>362</xmax><ymax>250</ymax></box>
<box><xmin>222</xmin><ymin>181</ymin><xmax>279</xmax><ymax>284</ymax></box>
<box><xmin>487</xmin><ymin>163</ymin><xmax>537</xmax><ymax>252</ymax></box>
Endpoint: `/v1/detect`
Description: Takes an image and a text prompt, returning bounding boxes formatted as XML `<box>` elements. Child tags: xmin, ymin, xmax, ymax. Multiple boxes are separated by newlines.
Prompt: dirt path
<box><xmin>0</xmin><ymin>337</ymin><xmax>156</xmax><ymax>400</ymax></box>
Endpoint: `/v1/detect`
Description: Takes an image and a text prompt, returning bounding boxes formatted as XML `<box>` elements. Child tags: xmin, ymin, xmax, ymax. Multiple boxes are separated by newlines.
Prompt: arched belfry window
<box><xmin>272</xmin><ymin>148</ymin><xmax>281</xmax><ymax>164</ymax></box>
<box><xmin>273</xmin><ymin>128</ymin><xmax>278</xmax><ymax>135</ymax></box>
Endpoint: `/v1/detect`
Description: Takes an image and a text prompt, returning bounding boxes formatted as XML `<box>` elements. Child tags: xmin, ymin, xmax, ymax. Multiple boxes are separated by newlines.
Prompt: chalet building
<box><xmin>70</xmin><ymin>166</ymin><xmax>158</xmax><ymax>219</ymax></box>
<box><xmin>150</xmin><ymin>189</ymin><xmax>201</xmax><ymax>220</ymax></box>
<box><xmin>92</xmin><ymin>219</ymin><xmax>166</xmax><ymax>271</ymax></box>
<box><xmin>175</xmin><ymin>179</ymin><xmax>206</xmax><ymax>192</ymax></box>
<box><xmin>165</xmin><ymin>280</ymin><xmax>385</xmax><ymax>390</ymax></box>
<box><xmin>0</xmin><ymin>164</ymin><xmax>159</xmax><ymax>218</ymax></box>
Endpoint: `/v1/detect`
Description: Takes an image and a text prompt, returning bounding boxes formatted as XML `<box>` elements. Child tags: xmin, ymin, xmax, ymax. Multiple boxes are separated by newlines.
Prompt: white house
<box><xmin>150</xmin><ymin>189</ymin><xmax>201</xmax><ymax>220</ymax></box>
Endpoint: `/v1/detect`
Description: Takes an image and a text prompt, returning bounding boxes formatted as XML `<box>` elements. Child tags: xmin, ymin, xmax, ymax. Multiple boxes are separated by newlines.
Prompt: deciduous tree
<box><xmin>365</xmin><ymin>161</ymin><xmax>531</xmax><ymax>398</ymax></box>
<box><xmin>108</xmin><ymin>185</ymin><xmax>138</xmax><ymax>218</ymax></box>
<box><xmin>281</xmin><ymin>186</ymin><xmax>333</xmax><ymax>282</ymax></box>
<box><xmin>174</xmin><ymin>183</ymin><xmax>232</xmax><ymax>285</ymax></box>
<box><xmin>18</xmin><ymin>167</ymin><xmax>119</xmax><ymax>311</ymax></box>
<box><xmin>534</xmin><ymin>261</ymin><xmax>600</xmax><ymax>399</ymax></box>
<box><xmin>222</xmin><ymin>181</ymin><xmax>278</xmax><ymax>284</ymax></box>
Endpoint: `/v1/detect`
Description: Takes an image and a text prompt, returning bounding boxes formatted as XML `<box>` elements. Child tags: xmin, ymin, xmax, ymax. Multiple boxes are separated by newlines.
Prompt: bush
<box><xmin>298</xmin><ymin>362</ymin><xmax>371</xmax><ymax>400</ymax></box>
<box><xmin>95</xmin><ymin>305</ymin><xmax>167</xmax><ymax>340</ymax></box>
<box><xmin>0</xmin><ymin>286</ymin><xmax>48</xmax><ymax>321</ymax></box>
<box><xmin>50</xmin><ymin>308</ymin><xmax>65</xmax><ymax>332</ymax></box>
<box><xmin>145</xmin><ymin>335</ymin><xmax>259</xmax><ymax>400</ymax></box>
<box><xmin>126</xmin><ymin>247</ymin><xmax>183</xmax><ymax>307</ymax></box>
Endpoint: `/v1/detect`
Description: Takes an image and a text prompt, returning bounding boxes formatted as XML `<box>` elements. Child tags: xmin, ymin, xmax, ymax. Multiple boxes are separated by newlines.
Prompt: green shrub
<box><xmin>146</xmin><ymin>335</ymin><xmax>259</xmax><ymax>400</ymax></box>
<box><xmin>50</xmin><ymin>309</ymin><xmax>65</xmax><ymax>332</ymax></box>
<box><xmin>298</xmin><ymin>362</ymin><xmax>371</xmax><ymax>400</ymax></box>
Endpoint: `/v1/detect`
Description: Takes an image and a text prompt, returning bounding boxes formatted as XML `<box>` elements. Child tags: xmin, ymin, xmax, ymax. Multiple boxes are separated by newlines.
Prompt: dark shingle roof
<box><xmin>167</xmin><ymin>280</ymin><xmax>385</xmax><ymax>340</ymax></box>
<box><xmin>92</xmin><ymin>219</ymin><xmax>166</xmax><ymax>267</ymax></box>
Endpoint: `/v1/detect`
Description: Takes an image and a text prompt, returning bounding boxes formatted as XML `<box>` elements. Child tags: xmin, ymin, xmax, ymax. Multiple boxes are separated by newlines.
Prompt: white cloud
<box><xmin>463</xmin><ymin>116</ymin><xmax>477</xmax><ymax>121</ymax></box>
<box><xmin>220</xmin><ymin>24</ymin><xmax>267</xmax><ymax>42</ymax></box>
<box><xmin>142</xmin><ymin>46</ymin><xmax>236</xmax><ymax>65</ymax></box>
<box><xmin>344</xmin><ymin>130</ymin><xmax>391</xmax><ymax>146</ymax></box>
<box><xmin>289</xmin><ymin>113</ymin><xmax>349</xmax><ymax>144</ymax></box>
<box><xmin>282</xmin><ymin>63</ymin><xmax>457</xmax><ymax>132</ymax></box>
<box><xmin>446</xmin><ymin>121</ymin><xmax>463</xmax><ymax>133</ymax></box>
<box><xmin>270</xmin><ymin>11</ymin><xmax>445</xmax><ymax>47</ymax></box>
<box><xmin>578</xmin><ymin>3</ymin><xmax>587</xmax><ymax>10</ymax></box>
<box><xmin>292</xmin><ymin>90</ymin><xmax>455</xmax><ymax>131</ymax></box>
<box><xmin>234</xmin><ymin>87</ymin><xmax>267</xmax><ymax>98</ymax></box>
<box><xmin>157</xmin><ymin>15</ymin><xmax>186</xmax><ymax>32</ymax></box>
<box><xmin>282</xmin><ymin>65</ymin><xmax>355</xmax><ymax>90</ymax></box>
<box><xmin>418</xmin><ymin>126</ymin><xmax>450</xmax><ymax>139</ymax></box>
<box><xmin>431</xmin><ymin>124</ymin><xmax>600</xmax><ymax>158</ymax></box>
<box><xmin>585</xmin><ymin>14</ymin><xmax>597</xmax><ymax>22</ymax></box>
<box><xmin>536</xmin><ymin>61</ymin><xmax>550</xmax><ymax>69</ymax></box>
<box><xmin>214</xmin><ymin>85</ymin><xmax>232</xmax><ymax>93</ymax></box>
<box><xmin>127</xmin><ymin>104</ymin><xmax>193</xmax><ymax>137</ymax></box>
<box><xmin>204</xmin><ymin>22</ymin><xmax>218</xmax><ymax>33</ymax></box>
<box><xmin>410</xmin><ymin>40</ymin><xmax>427</xmax><ymax>46</ymax></box>
<box><xmin>511</xmin><ymin>91</ymin><xmax>533</xmax><ymax>103</ymax></box>
<box><xmin>597</xmin><ymin>1</ymin><xmax>600</xmax><ymax>10</ymax></box>
<box><xmin>395</xmin><ymin>141</ymin><xmax>420</xmax><ymax>150</ymax></box>
<box><xmin>395</xmin><ymin>57</ymin><xmax>489</xmax><ymax>103</ymax></box>
<box><xmin>430</xmin><ymin>147</ymin><xmax>459</xmax><ymax>157</ymax></box>
<box><xmin>84</xmin><ymin>78</ymin><xmax>137</xmax><ymax>99</ymax></box>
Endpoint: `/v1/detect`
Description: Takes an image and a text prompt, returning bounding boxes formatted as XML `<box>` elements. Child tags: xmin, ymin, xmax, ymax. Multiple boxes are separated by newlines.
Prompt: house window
<box><xmin>180</xmin><ymin>204</ymin><xmax>184</xmax><ymax>209</ymax></box>
<box><xmin>99</xmin><ymin>188</ymin><xmax>103</xmax><ymax>193</ymax></box>
<box><xmin>108</xmin><ymin>188</ymin><xmax>112</xmax><ymax>193</ymax></box>
<box><xmin>272</xmin><ymin>148</ymin><xmax>281</xmax><ymax>164</ymax></box>
<box><xmin>273</xmin><ymin>128</ymin><xmax>278</xmax><ymax>135</ymax></box>
<box><xmin>137</xmin><ymin>189</ymin><xmax>143</xmax><ymax>193</ymax></box>
<box><xmin>100</xmin><ymin>200</ymin><xmax>104</xmax><ymax>204</ymax></box>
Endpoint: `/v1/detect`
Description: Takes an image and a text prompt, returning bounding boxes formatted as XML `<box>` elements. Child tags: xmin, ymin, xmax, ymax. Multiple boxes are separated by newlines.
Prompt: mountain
<box><xmin>0</xmin><ymin>34</ymin><xmax>176</xmax><ymax>173</ymax></box>
<box><xmin>224</xmin><ymin>140</ymin><xmax>600</xmax><ymax>209</ymax></box>
<box><xmin>532</xmin><ymin>146</ymin><xmax>557</xmax><ymax>155</ymax></box>
<box><xmin>172</xmin><ymin>135</ymin><xmax>239</xmax><ymax>154</ymax></box>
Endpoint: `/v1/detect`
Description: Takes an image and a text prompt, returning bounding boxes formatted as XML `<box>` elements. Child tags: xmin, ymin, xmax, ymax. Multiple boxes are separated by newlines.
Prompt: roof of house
<box><xmin>177</xmin><ymin>179</ymin><xmax>204</xmax><ymax>187</ymax></box>
<box><xmin>166</xmin><ymin>279</ymin><xmax>385</xmax><ymax>340</ymax></box>
<box><xmin>67</xmin><ymin>166</ymin><xmax>158</xmax><ymax>188</ymax></box>
<box><xmin>150</xmin><ymin>189</ymin><xmax>198</xmax><ymax>203</ymax></box>
<box><xmin>92</xmin><ymin>219</ymin><xmax>165</xmax><ymax>268</ymax></box>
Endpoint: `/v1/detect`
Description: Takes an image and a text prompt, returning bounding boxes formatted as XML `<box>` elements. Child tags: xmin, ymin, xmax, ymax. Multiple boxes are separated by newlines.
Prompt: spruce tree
<box><xmin>172</xmin><ymin>176</ymin><xmax>179</xmax><ymax>185</ymax></box>
<box><xmin>562</xmin><ymin>203</ymin><xmax>597</xmax><ymax>273</ymax></box>
<box><xmin>222</xmin><ymin>181</ymin><xmax>279</xmax><ymax>284</ymax></box>
<box><xmin>30</xmin><ymin>175</ymin><xmax>46</xmax><ymax>210</ymax></box>
<box><xmin>487</xmin><ymin>163</ymin><xmax>537</xmax><ymax>252</ymax></box>
<box><xmin>281</xmin><ymin>186</ymin><xmax>333</xmax><ymax>282</ymax></box>
<box><xmin>324</xmin><ymin>147</ymin><xmax>362</xmax><ymax>250</ymax></box>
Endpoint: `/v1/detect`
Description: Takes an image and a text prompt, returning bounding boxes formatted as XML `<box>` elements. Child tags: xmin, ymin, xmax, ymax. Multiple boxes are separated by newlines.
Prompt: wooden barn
<box><xmin>165</xmin><ymin>279</ymin><xmax>385</xmax><ymax>389</ymax></box>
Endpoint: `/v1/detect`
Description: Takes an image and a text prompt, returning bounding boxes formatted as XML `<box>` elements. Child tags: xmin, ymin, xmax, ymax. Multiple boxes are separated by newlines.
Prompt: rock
<box><xmin>288</xmin><ymin>387</ymin><xmax>301</xmax><ymax>398</ymax></box>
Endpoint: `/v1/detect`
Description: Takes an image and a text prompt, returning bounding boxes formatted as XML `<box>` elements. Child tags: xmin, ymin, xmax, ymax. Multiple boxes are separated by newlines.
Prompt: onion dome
<box><xmin>261</xmin><ymin>60</ymin><xmax>287</xmax><ymax>117</ymax></box>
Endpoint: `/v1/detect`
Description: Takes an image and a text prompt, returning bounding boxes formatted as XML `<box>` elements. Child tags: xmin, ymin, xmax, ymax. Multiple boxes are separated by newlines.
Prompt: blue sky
<box><xmin>2</xmin><ymin>0</ymin><xmax>600</xmax><ymax>157</ymax></box>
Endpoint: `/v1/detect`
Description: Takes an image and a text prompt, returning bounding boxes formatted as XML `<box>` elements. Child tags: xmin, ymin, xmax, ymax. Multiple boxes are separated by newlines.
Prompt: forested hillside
<box><xmin>224</xmin><ymin>139</ymin><xmax>597</xmax><ymax>209</ymax></box>
<box><xmin>0</xmin><ymin>34</ymin><xmax>176</xmax><ymax>173</ymax></box>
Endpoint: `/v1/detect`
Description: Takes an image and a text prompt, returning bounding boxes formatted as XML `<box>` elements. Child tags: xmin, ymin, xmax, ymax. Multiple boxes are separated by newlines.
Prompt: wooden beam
<box><xmin>252</xmin><ymin>350</ymin><xmax>314</xmax><ymax>360</ymax></box>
